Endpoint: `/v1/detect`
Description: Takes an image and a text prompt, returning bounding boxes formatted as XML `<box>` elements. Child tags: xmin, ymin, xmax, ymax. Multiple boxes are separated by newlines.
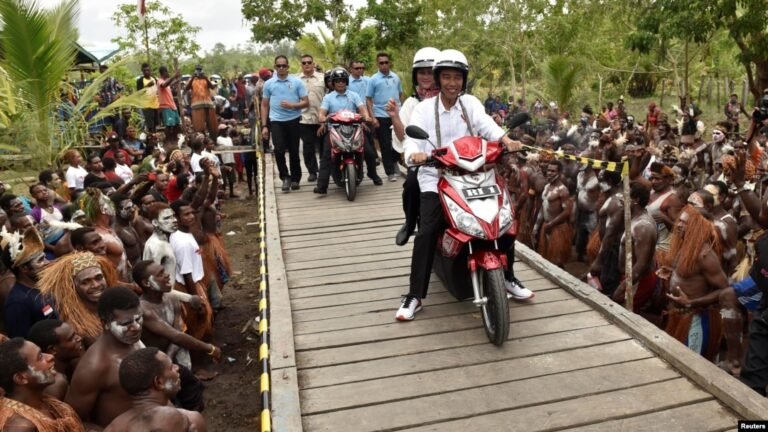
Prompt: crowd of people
<box><xmin>483</xmin><ymin>89</ymin><xmax>768</xmax><ymax>396</ymax></box>
<box><xmin>4</xmin><ymin>44</ymin><xmax>768</xmax><ymax>430</ymax></box>
<box><xmin>0</xmin><ymin>58</ymin><xmax>278</xmax><ymax>429</ymax></box>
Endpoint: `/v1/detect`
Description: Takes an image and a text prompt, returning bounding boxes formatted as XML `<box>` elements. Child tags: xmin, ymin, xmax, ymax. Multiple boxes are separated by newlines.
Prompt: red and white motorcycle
<box><xmin>328</xmin><ymin>110</ymin><xmax>365</xmax><ymax>201</ymax></box>
<box><xmin>406</xmin><ymin>115</ymin><xmax>527</xmax><ymax>345</ymax></box>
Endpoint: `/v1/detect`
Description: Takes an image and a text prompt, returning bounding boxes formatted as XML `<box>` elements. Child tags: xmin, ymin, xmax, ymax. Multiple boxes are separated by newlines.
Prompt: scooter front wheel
<box><xmin>479</xmin><ymin>268</ymin><xmax>509</xmax><ymax>345</ymax></box>
<box><xmin>345</xmin><ymin>164</ymin><xmax>357</xmax><ymax>201</ymax></box>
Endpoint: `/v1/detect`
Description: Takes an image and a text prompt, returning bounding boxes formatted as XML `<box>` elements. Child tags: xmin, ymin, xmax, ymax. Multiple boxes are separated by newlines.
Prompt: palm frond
<box><xmin>0</xmin><ymin>0</ymin><xmax>78</xmax><ymax>112</ymax></box>
<box><xmin>543</xmin><ymin>55</ymin><xmax>584</xmax><ymax>113</ymax></box>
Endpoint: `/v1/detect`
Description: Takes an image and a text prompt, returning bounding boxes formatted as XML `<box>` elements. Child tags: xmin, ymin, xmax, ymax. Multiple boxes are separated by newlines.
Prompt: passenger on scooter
<box><xmin>387</xmin><ymin>47</ymin><xmax>442</xmax><ymax>246</ymax></box>
<box><xmin>395</xmin><ymin>49</ymin><xmax>534</xmax><ymax>321</ymax></box>
<box><xmin>313</xmin><ymin>68</ymin><xmax>380</xmax><ymax>195</ymax></box>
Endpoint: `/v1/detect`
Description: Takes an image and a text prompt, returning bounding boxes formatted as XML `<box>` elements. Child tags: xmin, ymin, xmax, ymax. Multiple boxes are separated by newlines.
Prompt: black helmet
<box><xmin>330</xmin><ymin>67</ymin><xmax>349</xmax><ymax>85</ymax></box>
<box><xmin>324</xmin><ymin>69</ymin><xmax>333</xmax><ymax>90</ymax></box>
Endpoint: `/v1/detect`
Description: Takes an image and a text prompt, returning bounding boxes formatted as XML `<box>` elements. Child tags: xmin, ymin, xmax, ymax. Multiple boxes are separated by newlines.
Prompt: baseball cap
<box><xmin>258</xmin><ymin>67</ymin><xmax>272</xmax><ymax>80</ymax></box>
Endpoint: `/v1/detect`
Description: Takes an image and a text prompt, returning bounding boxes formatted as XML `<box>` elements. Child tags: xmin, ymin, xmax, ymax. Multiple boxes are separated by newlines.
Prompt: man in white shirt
<box><xmin>189</xmin><ymin>135</ymin><xmax>205</xmax><ymax>174</ymax></box>
<box><xmin>64</xmin><ymin>149</ymin><xmax>88</xmax><ymax>198</ymax></box>
<box><xmin>395</xmin><ymin>49</ymin><xmax>528</xmax><ymax>321</ymax></box>
<box><xmin>168</xmin><ymin>200</ymin><xmax>212</xmax><ymax>341</ymax></box>
<box><xmin>216</xmin><ymin>124</ymin><xmax>237</xmax><ymax>198</ymax></box>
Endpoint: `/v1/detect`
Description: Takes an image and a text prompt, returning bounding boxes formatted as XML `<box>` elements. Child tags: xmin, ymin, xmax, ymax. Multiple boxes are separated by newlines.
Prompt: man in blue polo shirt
<box><xmin>261</xmin><ymin>55</ymin><xmax>310</xmax><ymax>192</ymax></box>
<box><xmin>366</xmin><ymin>52</ymin><xmax>404</xmax><ymax>183</ymax></box>
<box><xmin>348</xmin><ymin>59</ymin><xmax>380</xmax><ymax>181</ymax></box>
<box><xmin>2</xmin><ymin>228</ymin><xmax>56</xmax><ymax>338</ymax></box>
<box><xmin>348</xmin><ymin>60</ymin><xmax>370</xmax><ymax>102</ymax></box>
<box><xmin>314</xmin><ymin>68</ymin><xmax>381</xmax><ymax>194</ymax></box>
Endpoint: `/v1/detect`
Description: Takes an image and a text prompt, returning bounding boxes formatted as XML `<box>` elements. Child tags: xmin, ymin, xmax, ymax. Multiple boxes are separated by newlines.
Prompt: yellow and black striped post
<box><xmin>256</xmin><ymin>147</ymin><xmax>272</xmax><ymax>432</ymax></box>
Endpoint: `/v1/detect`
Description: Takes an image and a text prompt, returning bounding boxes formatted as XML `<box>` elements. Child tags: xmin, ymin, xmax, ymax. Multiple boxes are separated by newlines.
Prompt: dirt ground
<box><xmin>202</xmin><ymin>189</ymin><xmax>264</xmax><ymax>431</ymax></box>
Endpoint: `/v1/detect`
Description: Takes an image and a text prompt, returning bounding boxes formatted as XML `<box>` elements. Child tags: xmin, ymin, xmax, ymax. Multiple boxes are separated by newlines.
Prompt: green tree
<box><xmin>111</xmin><ymin>0</ymin><xmax>201</xmax><ymax>68</ymax></box>
<box><xmin>630</xmin><ymin>0</ymin><xmax>768</xmax><ymax>103</ymax></box>
<box><xmin>242</xmin><ymin>0</ymin><xmax>348</xmax><ymax>44</ymax></box>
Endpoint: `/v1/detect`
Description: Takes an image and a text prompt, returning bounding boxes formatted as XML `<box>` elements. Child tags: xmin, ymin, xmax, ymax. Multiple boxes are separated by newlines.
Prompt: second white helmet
<box><xmin>412</xmin><ymin>47</ymin><xmax>440</xmax><ymax>70</ymax></box>
<box><xmin>412</xmin><ymin>47</ymin><xmax>440</xmax><ymax>93</ymax></box>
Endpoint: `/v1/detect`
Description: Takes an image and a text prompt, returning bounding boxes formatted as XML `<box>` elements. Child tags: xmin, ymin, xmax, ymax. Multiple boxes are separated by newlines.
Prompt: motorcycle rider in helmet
<box><xmin>313</xmin><ymin>68</ymin><xmax>378</xmax><ymax>194</ymax></box>
<box><xmin>395</xmin><ymin>49</ymin><xmax>533</xmax><ymax>321</ymax></box>
<box><xmin>387</xmin><ymin>47</ymin><xmax>442</xmax><ymax>246</ymax></box>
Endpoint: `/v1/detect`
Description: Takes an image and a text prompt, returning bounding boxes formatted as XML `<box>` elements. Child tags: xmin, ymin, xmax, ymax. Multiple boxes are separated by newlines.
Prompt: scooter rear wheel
<box><xmin>479</xmin><ymin>268</ymin><xmax>509</xmax><ymax>345</ymax></box>
<box><xmin>345</xmin><ymin>164</ymin><xmax>357</xmax><ymax>201</ymax></box>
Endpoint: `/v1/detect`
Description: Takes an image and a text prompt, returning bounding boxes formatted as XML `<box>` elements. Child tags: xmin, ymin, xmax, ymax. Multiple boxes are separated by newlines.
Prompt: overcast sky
<box><xmin>39</xmin><ymin>0</ymin><xmax>255</xmax><ymax>57</ymax></box>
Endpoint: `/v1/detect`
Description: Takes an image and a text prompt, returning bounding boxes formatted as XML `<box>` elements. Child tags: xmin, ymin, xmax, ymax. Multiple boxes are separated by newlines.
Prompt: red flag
<box><xmin>138</xmin><ymin>0</ymin><xmax>146</xmax><ymax>19</ymax></box>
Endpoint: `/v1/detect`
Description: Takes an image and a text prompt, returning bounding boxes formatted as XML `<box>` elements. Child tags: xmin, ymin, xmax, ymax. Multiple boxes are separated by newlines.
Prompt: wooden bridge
<box><xmin>262</xmin><ymin>159</ymin><xmax>768</xmax><ymax>431</ymax></box>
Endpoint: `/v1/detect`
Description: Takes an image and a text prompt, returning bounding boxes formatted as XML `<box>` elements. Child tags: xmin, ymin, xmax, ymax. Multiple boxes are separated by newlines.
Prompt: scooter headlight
<box><xmin>445</xmin><ymin>196</ymin><xmax>485</xmax><ymax>238</ymax></box>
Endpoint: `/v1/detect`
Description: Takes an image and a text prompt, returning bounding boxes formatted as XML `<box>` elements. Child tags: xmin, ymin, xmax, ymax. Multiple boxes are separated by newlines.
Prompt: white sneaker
<box><xmin>395</xmin><ymin>295</ymin><xmax>422</xmax><ymax>321</ymax></box>
<box><xmin>505</xmin><ymin>278</ymin><xmax>534</xmax><ymax>300</ymax></box>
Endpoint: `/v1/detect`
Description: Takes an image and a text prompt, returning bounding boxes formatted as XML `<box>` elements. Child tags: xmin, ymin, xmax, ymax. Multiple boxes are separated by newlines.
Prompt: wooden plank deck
<box><xmin>265</xmin><ymin>158</ymin><xmax>768</xmax><ymax>431</ymax></box>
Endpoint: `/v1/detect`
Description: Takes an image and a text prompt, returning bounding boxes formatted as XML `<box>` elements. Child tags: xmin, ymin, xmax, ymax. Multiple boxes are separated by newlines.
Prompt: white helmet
<box><xmin>412</xmin><ymin>47</ymin><xmax>440</xmax><ymax>70</ymax></box>
<box><xmin>412</xmin><ymin>47</ymin><xmax>440</xmax><ymax>94</ymax></box>
<box><xmin>433</xmin><ymin>49</ymin><xmax>469</xmax><ymax>92</ymax></box>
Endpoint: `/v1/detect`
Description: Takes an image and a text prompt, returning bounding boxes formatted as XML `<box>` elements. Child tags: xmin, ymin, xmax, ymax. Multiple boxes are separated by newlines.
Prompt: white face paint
<box><xmin>712</xmin><ymin>130</ymin><xmax>725</xmax><ymax>143</ymax></box>
<box><xmin>148</xmin><ymin>274</ymin><xmax>171</xmax><ymax>293</ymax></box>
<box><xmin>162</xmin><ymin>376</ymin><xmax>182</xmax><ymax>395</ymax></box>
<box><xmin>100</xmin><ymin>195</ymin><xmax>115</xmax><ymax>217</ymax></box>
<box><xmin>27</xmin><ymin>365</ymin><xmax>56</xmax><ymax>385</ymax></box>
<box><xmin>154</xmin><ymin>209</ymin><xmax>178</xmax><ymax>234</ymax></box>
<box><xmin>118</xmin><ymin>200</ymin><xmax>134</xmax><ymax>220</ymax></box>
<box><xmin>108</xmin><ymin>314</ymin><xmax>143</xmax><ymax>345</ymax></box>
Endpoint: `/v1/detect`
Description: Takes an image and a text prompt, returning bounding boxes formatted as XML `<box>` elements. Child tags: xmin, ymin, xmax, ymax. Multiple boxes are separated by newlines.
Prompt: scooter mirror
<box><xmin>406</xmin><ymin>126</ymin><xmax>430</xmax><ymax>140</ymax></box>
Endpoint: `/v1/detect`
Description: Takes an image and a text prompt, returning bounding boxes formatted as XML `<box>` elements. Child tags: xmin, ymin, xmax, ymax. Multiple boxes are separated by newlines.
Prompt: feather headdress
<box><xmin>0</xmin><ymin>226</ymin><xmax>45</xmax><ymax>268</ymax></box>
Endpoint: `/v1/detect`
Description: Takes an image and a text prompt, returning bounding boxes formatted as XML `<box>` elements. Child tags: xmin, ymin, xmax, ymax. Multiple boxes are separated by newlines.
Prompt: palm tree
<box><xmin>0</xmin><ymin>0</ymin><xmax>154</xmax><ymax>168</ymax></box>
<box><xmin>0</xmin><ymin>0</ymin><xmax>79</xmax><ymax>161</ymax></box>
<box><xmin>543</xmin><ymin>55</ymin><xmax>584</xmax><ymax>114</ymax></box>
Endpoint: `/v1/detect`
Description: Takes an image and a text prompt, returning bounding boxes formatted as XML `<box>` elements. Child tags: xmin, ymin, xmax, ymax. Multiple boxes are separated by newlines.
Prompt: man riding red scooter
<box><xmin>396</xmin><ymin>49</ymin><xmax>534</xmax><ymax>324</ymax></box>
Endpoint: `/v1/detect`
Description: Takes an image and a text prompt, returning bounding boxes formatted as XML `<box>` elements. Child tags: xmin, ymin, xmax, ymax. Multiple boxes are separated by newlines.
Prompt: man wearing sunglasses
<box><xmin>261</xmin><ymin>55</ymin><xmax>310</xmax><ymax>192</ymax></box>
<box><xmin>367</xmin><ymin>52</ymin><xmax>404</xmax><ymax>183</ymax></box>
<box><xmin>296</xmin><ymin>55</ymin><xmax>326</xmax><ymax>183</ymax></box>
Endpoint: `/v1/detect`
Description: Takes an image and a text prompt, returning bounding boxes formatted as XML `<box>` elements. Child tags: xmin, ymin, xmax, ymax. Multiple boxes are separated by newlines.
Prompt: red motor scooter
<box><xmin>406</xmin><ymin>114</ymin><xmax>528</xmax><ymax>345</ymax></box>
<box><xmin>328</xmin><ymin>110</ymin><xmax>365</xmax><ymax>201</ymax></box>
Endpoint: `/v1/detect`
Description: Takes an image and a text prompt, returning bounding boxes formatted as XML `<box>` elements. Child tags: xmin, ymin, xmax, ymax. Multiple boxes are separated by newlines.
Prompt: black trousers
<box><xmin>409</xmin><ymin>193</ymin><xmax>446</xmax><ymax>298</ymax></box>
<box><xmin>374</xmin><ymin>117</ymin><xmax>396</xmax><ymax>176</ymax></box>
<box><xmin>271</xmin><ymin>118</ymin><xmax>302</xmax><ymax>182</ymax></box>
<box><xmin>317</xmin><ymin>134</ymin><xmax>332</xmax><ymax>191</ymax></box>
<box><xmin>223</xmin><ymin>162</ymin><xmax>236</xmax><ymax>195</ymax></box>
<box><xmin>242</xmin><ymin>151</ymin><xmax>258</xmax><ymax>195</ymax></box>
<box><xmin>741</xmin><ymin>307</ymin><xmax>768</xmax><ymax>395</ymax></box>
<box><xmin>300</xmin><ymin>123</ymin><xmax>321</xmax><ymax>175</ymax></box>
<box><xmin>409</xmin><ymin>192</ymin><xmax>518</xmax><ymax>299</ymax></box>
<box><xmin>402</xmin><ymin>167</ymin><xmax>421</xmax><ymax>230</ymax></box>
<box><xmin>363</xmin><ymin>128</ymin><xmax>380</xmax><ymax>180</ymax></box>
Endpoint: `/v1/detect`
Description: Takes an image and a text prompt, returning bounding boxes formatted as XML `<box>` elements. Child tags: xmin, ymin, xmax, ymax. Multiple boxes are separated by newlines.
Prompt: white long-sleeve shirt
<box><xmin>403</xmin><ymin>94</ymin><xmax>506</xmax><ymax>193</ymax></box>
<box><xmin>392</xmin><ymin>96</ymin><xmax>419</xmax><ymax>153</ymax></box>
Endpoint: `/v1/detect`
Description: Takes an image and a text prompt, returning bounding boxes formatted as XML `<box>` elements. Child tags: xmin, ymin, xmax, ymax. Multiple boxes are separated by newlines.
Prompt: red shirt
<box><xmin>104</xmin><ymin>171</ymin><xmax>122</xmax><ymax>183</ymax></box>
<box><xmin>165</xmin><ymin>176</ymin><xmax>183</xmax><ymax>202</ymax></box>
